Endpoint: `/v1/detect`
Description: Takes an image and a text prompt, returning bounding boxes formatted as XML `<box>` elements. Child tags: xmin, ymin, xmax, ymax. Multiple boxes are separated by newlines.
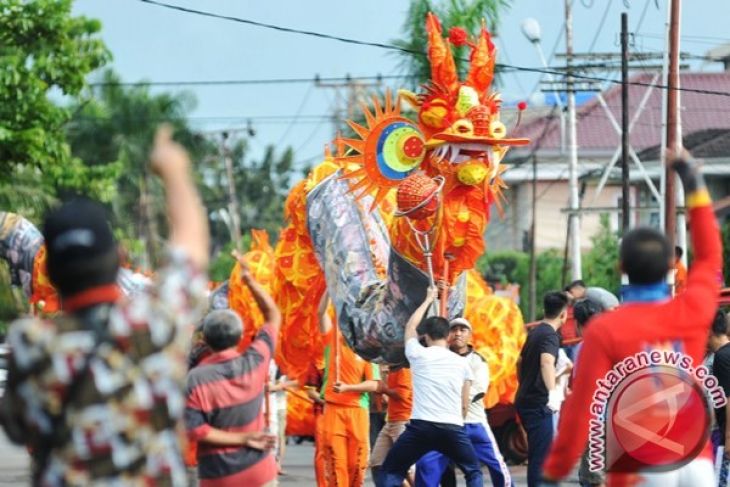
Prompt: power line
<box><xmin>644</xmin><ymin>32</ymin><xmax>730</xmax><ymax>43</ymax></box>
<box><xmin>634</xmin><ymin>0</ymin><xmax>653</xmax><ymax>34</ymax></box>
<box><xmin>276</xmin><ymin>84</ymin><xmax>313</xmax><ymax>146</ymax></box>
<box><xmin>497</xmin><ymin>36</ymin><xmax>528</xmax><ymax>98</ymax></box>
<box><xmin>638</xmin><ymin>33</ymin><xmax>730</xmax><ymax>46</ymax></box>
<box><xmin>72</xmin><ymin>114</ymin><xmax>332</xmax><ymax>121</ymax></box>
<box><xmin>293</xmin><ymin>118</ymin><xmax>328</xmax><ymax>154</ymax></box>
<box><xmin>503</xmin><ymin>105</ymin><xmax>560</xmax><ymax>176</ymax></box>
<box><xmin>88</xmin><ymin>74</ymin><xmax>410</xmax><ymax>87</ymax></box>
<box><xmin>135</xmin><ymin>0</ymin><xmax>730</xmax><ymax>98</ymax></box>
<box><xmin>587</xmin><ymin>0</ymin><xmax>612</xmax><ymax>54</ymax></box>
<box><xmin>137</xmin><ymin>0</ymin><xmax>421</xmax><ymax>52</ymax></box>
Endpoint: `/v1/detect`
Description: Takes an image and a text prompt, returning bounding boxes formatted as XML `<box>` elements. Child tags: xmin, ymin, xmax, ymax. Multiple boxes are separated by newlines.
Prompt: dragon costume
<box><xmin>271</xmin><ymin>13</ymin><xmax>528</xmax><ymax>410</ymax></box>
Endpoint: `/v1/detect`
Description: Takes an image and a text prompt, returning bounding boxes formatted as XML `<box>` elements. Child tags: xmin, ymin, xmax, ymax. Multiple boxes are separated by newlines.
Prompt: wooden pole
<box><xmin>621</xmin><ymin>12</ymin><xmax>631</xmax><ymax>234</ymax></box>
<box><xmin>334</xmin><ymin>313</ymin><xmax>341</xmax><ymax>384</ymax></box>
<box><xmin>664</xmin><ymin>0</ymin><xmax>681</xmax><ymax>251</ymax></box>
<box><xmin>221</xmin><ymin>133</ymin><xmax>242</xmax><ymax>249</ymax></box>
<box><xmin>528</xmin><ymin>154</ymin><xmax>538</xmax><ymax>321</ymax></box>
<box><xmin>440</xmin><ymin>255</ymin><xmax>453</xmax><ymax>317</ymax></box>
<box><xmin>565</xmin><ymin>0</ymin><xmax>582</xmax><ymax>280</ymax></box>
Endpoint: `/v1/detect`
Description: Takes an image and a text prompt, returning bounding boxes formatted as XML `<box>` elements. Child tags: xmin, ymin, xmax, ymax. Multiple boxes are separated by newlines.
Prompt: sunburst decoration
<box><xmin>335</xmin><ymin>89</ymin><xmax>427</xmax><ymax>212</ymax></box>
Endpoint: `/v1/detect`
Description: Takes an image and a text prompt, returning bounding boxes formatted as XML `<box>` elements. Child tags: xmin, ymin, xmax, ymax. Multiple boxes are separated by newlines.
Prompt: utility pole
<box><xmin>621</xmin><ymin>13</ymin><xmax>631</xmax><ymax>234</ymax></box>
<box><xmin>221</xmin><ymin>132</ymin><xmax>242</xmax><ymax>248</ymax></box>
<box><xmin>565</xmin><ymin>0</ymin><xmax>582</xmax><ymax>280</ymax></box>
<box><xmin>316</xmin><ymin>74</ymin><xmax>382</xmax><ymax>138</ymax></box>
<box><xmin>139</xmin><ymin>171</ymin><xmax>159</xmax><ymax>269</ymax></box>
<box><xmin>664</xmin><ymin>0</ymin><xmax>682</xmax><ymax>257</ymax></box>
<box><xmin>528</xmin><ymin>154</ymin><xmax>538</xmax><ymax>321</ymax></box>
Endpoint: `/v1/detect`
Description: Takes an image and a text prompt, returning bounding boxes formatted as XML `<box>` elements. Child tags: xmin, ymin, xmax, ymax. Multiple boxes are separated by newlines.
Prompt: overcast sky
<box><xmin>72</xmin><ymin>0</ymin><xmax>730</xmax><ymax>171</ymax></box>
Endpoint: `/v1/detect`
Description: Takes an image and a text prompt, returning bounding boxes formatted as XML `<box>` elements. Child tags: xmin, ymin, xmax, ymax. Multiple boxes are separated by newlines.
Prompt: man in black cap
<box><xmin>1</xmin><ymin>126</ymin><xmax>210</xmax><ymax>486</ymax></box>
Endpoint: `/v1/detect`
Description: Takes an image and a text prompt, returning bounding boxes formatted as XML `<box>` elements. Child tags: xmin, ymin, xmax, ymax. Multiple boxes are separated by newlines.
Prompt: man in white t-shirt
<box><xmin>415</xmin><ymin>317</ymin><xmax>513</xmax><ymax>487</ymax></box>
<box><xmin>379</xmin><ymin>287</ymin><xmax>483</xmax><ymax>487</ymax></box>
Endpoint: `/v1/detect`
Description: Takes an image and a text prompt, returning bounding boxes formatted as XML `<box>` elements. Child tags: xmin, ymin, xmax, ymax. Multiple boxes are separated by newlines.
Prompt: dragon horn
<box><xmin>466</xmin><ymin>18</ymin><xmax>496</xmax><ymax>95</ymax></box>
<box><xmin>426</xmin><ymin>12</ymin><xmax>458</xmax><ymax>94</ymax></box>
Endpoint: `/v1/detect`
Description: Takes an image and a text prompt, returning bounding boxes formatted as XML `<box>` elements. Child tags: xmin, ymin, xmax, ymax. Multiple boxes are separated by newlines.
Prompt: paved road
<box><xmin>278</xmin><ymin>439</ymin><xmax>536</xmax><ymax>486</ymax></box>
<box><xmin>0</xmin><ymin>436</ymin><xmax>30</xmax><ymax>486</ymax></box>
<box><xmin>0</xmin><ymin>435</ymin><xmax>582</xmax><ymax>486</ymax></box>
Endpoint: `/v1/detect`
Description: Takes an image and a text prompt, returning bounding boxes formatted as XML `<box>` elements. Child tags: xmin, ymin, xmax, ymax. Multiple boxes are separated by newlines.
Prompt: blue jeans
<box><xmin>380</xmin><ymin>419</ymin><xmax>483</xmax><ymax>487</ymax></box>
<box><xmin>415</xmin><ymin>422</ymin><xmax>513</xmax><ymax>487</ymax></box>
<box><xmin>516</xmin><ymin>405</ymin><xmax>555</xmax><ymax>487</ymax></box>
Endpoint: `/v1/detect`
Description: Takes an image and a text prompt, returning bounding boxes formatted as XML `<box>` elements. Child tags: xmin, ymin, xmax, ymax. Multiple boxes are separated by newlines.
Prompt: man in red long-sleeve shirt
<box><xmin>542</xmin><ymin>149</ymin><xmax>723</xmax><ymax>486</ymax></box>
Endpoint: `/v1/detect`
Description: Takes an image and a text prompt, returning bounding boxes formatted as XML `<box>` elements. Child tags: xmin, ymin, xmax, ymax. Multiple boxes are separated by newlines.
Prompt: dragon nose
<box><xmin>457</xmin><ymin>162</ymin><xmax>488</xmax><ymax>186</ymax></box>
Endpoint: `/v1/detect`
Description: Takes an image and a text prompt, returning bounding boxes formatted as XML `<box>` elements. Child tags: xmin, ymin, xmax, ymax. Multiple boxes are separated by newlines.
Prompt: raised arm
<box><xmin>318</xmin><ymin>291</ymin><xmax>333</xmax><ymax>335</ymax></box>
<box><xmin>666</xmin><ymin>148</ymin><xmax>723</xmax><ymax>329</ymax></box>
<box><xmin>232</xmin><ymin>250</ymin><xmax>281</xmax><ymax>333</ymax></box>
<box><xmin>150</xmin><ymin>125</ymin><xmax>209</xmax><ymax>270</ymax></box>
<box><xmin>405</xmin><ymin>286</ymin><xmax>438</xmax><ymax>342</ymax></box>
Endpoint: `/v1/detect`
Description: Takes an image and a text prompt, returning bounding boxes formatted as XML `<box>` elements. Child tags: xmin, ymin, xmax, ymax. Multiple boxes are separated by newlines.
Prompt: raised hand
<box><xmin>231</xmin><ymin>250</ymin><xmax>252</xmax><ymax>280</ymax></box>
<box><xmin>150</xmin><ymin>124</ymin><xmax>191</xmax><ymax>179</ymax></box>
<box><xmin>668</xmin><ymin>147</ymin><xmax>704</xmax><ymax>193</ymax></box>
<box><xmin>425</xmin><ymin>286</ymin><xmax>439</xmax><ymax>303</ymax></box>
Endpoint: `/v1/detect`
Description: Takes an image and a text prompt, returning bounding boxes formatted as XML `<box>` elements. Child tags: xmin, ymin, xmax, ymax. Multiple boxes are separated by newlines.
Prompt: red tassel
<box><xmin>514</xmin><ymin>101</ymin><xmax>528</xmax><ymax>131</ymax></box>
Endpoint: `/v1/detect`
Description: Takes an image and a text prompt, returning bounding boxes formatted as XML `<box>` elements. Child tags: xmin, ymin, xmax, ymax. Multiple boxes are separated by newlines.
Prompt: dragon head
<box><xmin>399</xmin><ymin>13</ymin><xmax>527</xmax><ymax>189</ymax></box>
<box><xmin>335</xmin><ymin>12</ymin><xmax>527</xmax><ymax>210</ymax></box>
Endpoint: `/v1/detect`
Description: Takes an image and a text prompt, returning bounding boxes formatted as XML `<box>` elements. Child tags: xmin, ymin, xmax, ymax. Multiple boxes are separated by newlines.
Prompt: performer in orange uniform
<box><xmin>370</xmin><ymin>367</ymin><xmax>413</xmax><ymax>486</ymax></box>
<box><xmin>303</xmin><ymin>362</ymin><xmax>327</xmax><ymax>487</ymax></box>
<box><xmin>318</xmin><ymin>293</ymin><xmax>380</xmax><ymax>486</ymax></box>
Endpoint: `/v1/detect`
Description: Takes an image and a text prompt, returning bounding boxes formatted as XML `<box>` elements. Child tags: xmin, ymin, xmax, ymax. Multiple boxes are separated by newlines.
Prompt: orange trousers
<box><xmin>314</xmin><ymin>410</ymin><xmax>326</xmax><ymax>487</ymax></box>
<box><xmin>321</xmin><ymin>404</ymin><xmax>369</xmax><ymax>487</ymax></box>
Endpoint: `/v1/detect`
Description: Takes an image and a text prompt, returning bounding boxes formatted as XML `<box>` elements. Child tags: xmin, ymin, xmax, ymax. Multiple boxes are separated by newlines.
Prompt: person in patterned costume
<box><xmin>0</xmin><ymin>126</ymin><xmax>209</xmax><ymax>486</ymax></box>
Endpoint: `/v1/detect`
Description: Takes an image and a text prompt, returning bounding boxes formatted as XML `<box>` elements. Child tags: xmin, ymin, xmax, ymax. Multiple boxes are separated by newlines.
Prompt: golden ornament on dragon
<box><xmin>273</xmin><ymin>13</ymin><xmax>529</xmax><ymax>410</ymax></box>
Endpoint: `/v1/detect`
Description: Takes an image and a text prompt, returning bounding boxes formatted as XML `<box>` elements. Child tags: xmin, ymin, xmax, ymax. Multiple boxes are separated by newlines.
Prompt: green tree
<box><xmin>393</xmin><ymin>0</ymin><xmax>510</xmax><ymax>87</ymax></box>
<box><xmin>582</xmin><ymin>214</ymin><xmax>621</xmax><ymax>295</ymax></box>
<box><xmin>67</xmin><ymin>70</ymin><xmax>215</xmax><ymax>268</ymax></box>
<box><xmin>68</xmin><ymin>71</ymin><xmax>295</xmax><ymax>268</ymax></box>
<box><xmin>721</xmin><ymin>220</ymin><xmax>730</xmax><ymax>286</ymax></box>
<box><xmin>478</xmin><ymin>250</ymin><xmax>528</xmax><ymax>285</ymax></box>
<box><xmin>477</xmin><ymin>248</ymin><xmax>564</xmax><ymax>319</ymax></box>
<box><xmin>198</xmin><ymin>138</ymin><xmax>294</xmax><ymax>251</ymax></box>
<box><xmin>0</xmin><ymin>0</ymin><xmax>112</xmax><ymax>220</ymax></box>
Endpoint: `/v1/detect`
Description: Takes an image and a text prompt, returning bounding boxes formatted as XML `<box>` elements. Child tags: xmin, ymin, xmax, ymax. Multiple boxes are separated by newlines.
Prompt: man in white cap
<box><xmin>414</xmin><ymin>317</ymin><xmax>513</xmax><ymax>487</ymax></box>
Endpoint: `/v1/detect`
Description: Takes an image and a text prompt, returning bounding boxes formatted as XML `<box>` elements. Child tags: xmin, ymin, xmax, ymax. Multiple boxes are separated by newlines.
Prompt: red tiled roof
<box><xmin>511</xmin><ymin>72</ymin><xmax>730</xmax><ymax>155</ymax></box>
<box><xmin>638</xmin><ymin>128</ymin><xmax>730</xmax><ymax>160</ymax></box>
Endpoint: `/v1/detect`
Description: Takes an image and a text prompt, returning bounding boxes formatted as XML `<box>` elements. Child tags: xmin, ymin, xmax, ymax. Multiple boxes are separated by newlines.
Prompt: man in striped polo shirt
<box><xmin>185</xmin><ymin>254</ymin><xmax>282</xmax><ymax>487</ymax></box>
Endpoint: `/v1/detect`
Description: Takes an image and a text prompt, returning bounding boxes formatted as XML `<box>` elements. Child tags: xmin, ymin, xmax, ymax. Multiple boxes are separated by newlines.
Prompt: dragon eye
<box><xmin>489</xmin><ymin>121</ymin><xmax>506</xmax><ymax>139</ymax></box>
<box><xmin>453</xmin><ymin>120</ymin><xmax>474</xmax><ymax>135</ymax></box>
